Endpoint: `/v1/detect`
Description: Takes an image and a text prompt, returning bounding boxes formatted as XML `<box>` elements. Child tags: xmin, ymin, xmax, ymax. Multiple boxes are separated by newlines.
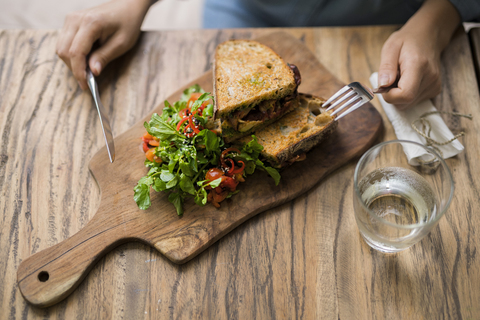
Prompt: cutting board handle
<box><xmin>17</xmin><ymin>211</ymin><xmax>128</xmax><ymax>308</ymax></box>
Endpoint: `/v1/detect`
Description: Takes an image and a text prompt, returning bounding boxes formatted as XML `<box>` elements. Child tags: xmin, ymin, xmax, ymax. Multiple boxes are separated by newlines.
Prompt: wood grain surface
<box><xmin>2</xmin><ymin>26</ymin><xmax>480</xmax><ymax>319</ymax></box>
<box><xmin>16</xmin><ymin>31</ymin><xmax>383</xmax><ymax>308</ymax></box>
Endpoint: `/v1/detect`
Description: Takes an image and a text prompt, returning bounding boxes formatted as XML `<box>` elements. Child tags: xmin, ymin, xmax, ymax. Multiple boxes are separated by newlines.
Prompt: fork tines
<box><xmin>323</xmin><ymin>82</ymin><xmax>373</xmax><ymax>120</ymax></box>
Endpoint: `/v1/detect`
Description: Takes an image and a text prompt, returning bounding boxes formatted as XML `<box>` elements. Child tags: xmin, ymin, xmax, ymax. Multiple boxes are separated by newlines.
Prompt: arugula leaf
<box><xmin>264</xmin><ymin>167</ymin><xmax>281</xmax><ymax>186</ymax></box>
<box><xmin>209</xmin><ymin>177</ymin><xmax>223</xmax><ymax>188</ymax></box>
<box><xmin>134</xmin><ymin>183</ymin><xmax>151</xmax><ymax>210</ymax></box>
<box><xmin>181</xmin><ymin>84</ymin><xmax>204</xmax><ymax>102</ymax></box>
<box><xmin>191</xmin><ymin>93</ymin><xmax>211</xmax><ymax>111</ymax></box>
<box><xmin>153</xmin><ymin>178</ymin><xmax>167</xmax><ymax>192</ymax></box>
<box><xmin>203</xmin><ymin>104</ymin><xmax>214</xmax><ymax>118</ymax></box>
<box><xmin>226</xmin><ymin>190</ymin><xmax>240</xmax><ymax>199</ymax></box>
<box><xmin>189</xmin><ymin>156</ymin><xmax>199</xmax><ymax>172</ymax></box>
<box><xmin>160</xmin><ymin>170</ymin><xmax>175</xmax><ymax>182</ymax></box>
<box><xmin>168</xmin><ymin>157</ymin><xmax>177</xmax><ymax>173</ymax></box>
<box><xmin>179</xmin><ymin>160</ymin><xmax>193</xmax><ymax>176</ymax></box>
<box><xmin>166</xmin><ymin>174</ymin><xmax>179</xmax><ymax>189</ymax></box>
<box><xmin>255</xmin><ymin>159</ymin><xmax>281</xmax><ymax>186</ymax></box>
<box><xmin>244</xmin><ymin>160</ymin><xmax>256</xmax><ymax>175</ymax></box>
<box><xmin>179</xmin><ymin>173</ymin><xmax>196</xmax><ymax>195</ymax></box>
<box><xmin>194</xmin><ymin>188</ymin><xmax>208</xmax><ymax>206</ymax></box>
<box><xmin>147</xmin><ymin>166</ymin><xmax>159</xmax><ymax>175</ymax></box>
<box><xmin>138</xmin><ymin>175</ymin><xmax>154</xmax><ymax>186</ymax></box>
<box><xmin>243</xmin><ymin>135</ymin><xmax>264</xmax><ymax>154</ymax></box>
<box><xmin>145</xmin><ymin>113</ymin><xmax>184</xmax><ymax>141</ymax></box>
<box><xmin>173</xmin><ymin>100</ymin><xmax>186</xmax><ymax>113</ymax></box>
<box><xmin>168</xmin><ymin>192</ymin><xmax>184</xmax><ymax>215</ymax></box>
<box><xmin>195</xmin><ymin>129</ymin><xmax>219</xmax><ymax>154</ymax></box>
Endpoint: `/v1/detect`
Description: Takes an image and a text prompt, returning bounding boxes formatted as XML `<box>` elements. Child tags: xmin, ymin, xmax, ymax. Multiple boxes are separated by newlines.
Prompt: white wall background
<box><xmin>0</xmin><ymin>0</ymin><xmax>205</xmax><ymax>30</ymax></box>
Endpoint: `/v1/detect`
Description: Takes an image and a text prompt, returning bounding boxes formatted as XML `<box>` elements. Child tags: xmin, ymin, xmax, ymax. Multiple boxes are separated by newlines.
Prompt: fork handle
<box><xmin>373</xmin><ymin>85</ymin><xmax>397</xmax><ymax>94</ymax></box>
<box><xmin>372</xmin><ymin>74</ymin><xmax>400</xmax><ymax>94</ymax></box>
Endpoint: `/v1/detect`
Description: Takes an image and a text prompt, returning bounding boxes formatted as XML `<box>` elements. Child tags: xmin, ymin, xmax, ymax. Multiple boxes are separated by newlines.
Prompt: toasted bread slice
<box><xmin>214</xmin><ymin>40</ymin><xmax>299</xmax><ymax>142</ymax></box>
<box><xmin>238</xmin><ymin>93</ymin><xmax>338</xmax><ymax>168</ymax></box>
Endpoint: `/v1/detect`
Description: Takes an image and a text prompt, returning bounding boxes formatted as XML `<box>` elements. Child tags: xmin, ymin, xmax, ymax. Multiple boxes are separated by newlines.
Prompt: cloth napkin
<box><xmin>369</xmin><ymin>72</ymin><xmax>464</xmax><ymax>165</ymax></box>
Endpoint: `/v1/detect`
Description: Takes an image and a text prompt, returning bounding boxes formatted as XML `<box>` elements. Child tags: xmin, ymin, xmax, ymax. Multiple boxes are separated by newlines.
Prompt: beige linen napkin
<box><xmin>369</xmin><ymin>72</ymin><xmax>464</xmax><ymax>165</ymax></box>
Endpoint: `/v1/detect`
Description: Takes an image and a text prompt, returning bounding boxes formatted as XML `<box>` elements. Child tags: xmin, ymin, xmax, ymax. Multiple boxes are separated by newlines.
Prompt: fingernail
<box><xmin>93</xmin><ymin>61</ymin><xmax>102</xmax><ymax>75</ymax></box>
<box><xmin>379</xmin><ymin>74</ymin><xmax>390</xmax><ymax>87</ymax></box>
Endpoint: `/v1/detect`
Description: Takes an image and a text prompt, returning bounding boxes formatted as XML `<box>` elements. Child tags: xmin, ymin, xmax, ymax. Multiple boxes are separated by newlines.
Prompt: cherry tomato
<box><xmin>148</xmin><ymin>140</ymin><xmax>160</xmax><ymax>147</ymax></box>
<box><xmin>187</xmin><ymin>92</ymin><xmax>203</xmax><ymax>108</ymax></box>
<box><xmin>143</xmin><ymin>132</ymin><xmax>154</xmax><ymax>140</ymax></box>
<box><xmin>206</xmin><ymin>168</ymin><xmax>224</xmax><ymax>181</ymax></box>
<box><xmin>142</xmin><ymin>142</ymin><xmax>150</xmax><ymax>153</ymax></box>
<box><xmin>146</xmin><ymin>148</ymin><xmax>162</xmax><ymax>163</ymax></box>
<box><xmin>221</xmin><ymin>176</ymin><xmax>239</xmax><ymax>191</ymax></box>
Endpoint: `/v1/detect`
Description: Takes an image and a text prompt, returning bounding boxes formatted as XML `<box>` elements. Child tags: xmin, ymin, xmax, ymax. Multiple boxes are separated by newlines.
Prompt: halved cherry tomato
<box><xmin>206</xmin><ymin>168</ymin><xmax>224</xmax><ymax>181</ymax></box>
<box><xmin>222</xmin><ymin>176</ymin><xmax>239</xmax><ymax>191</ymax></box>
<box><xmin>143</xmin><ymin>132</ymin><xmax>154</xmax><ymax>141</ymax></box>
<box><xmin>187</xmin><ymin>92</ymin><xmax>203</xmax><ymax>108</ymax></box>
<box><xmin>148</xmin><ymin>140</ymin><xmax>160</xmax><ymax>147</ymax></box>
<box><xmin>146</xmin><ymin>148</ymin><xmax>162</xmax><ymax>163</ymax></box>
<box><xmin>188</xmin><ymin>92</ymin><xmax>212</xmax><ymax>111</ymax></box>
<box><xmin>145</xmin><ymin>148</ymin><xmax>156</xmax><ymax>162</ymax></box>
<box><xmin>142</xmin><ymin>142</ymin><xmax>150</xmax><ymax>153</ymax></box>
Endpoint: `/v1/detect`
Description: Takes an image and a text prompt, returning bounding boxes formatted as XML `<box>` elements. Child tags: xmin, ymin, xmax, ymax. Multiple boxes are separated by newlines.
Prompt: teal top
<box><xmin>203</xmin><ymin>0</ymin><xmax>480</xmax><ymax>28</ymax></box>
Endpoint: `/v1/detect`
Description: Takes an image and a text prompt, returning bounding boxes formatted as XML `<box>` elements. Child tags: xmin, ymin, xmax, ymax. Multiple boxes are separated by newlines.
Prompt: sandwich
<box><xmin>237</xmin><ymin>93</ymin><xmax>337</xmax><ymax>168</ymax></box>
<box><xmin>213</xmin><ymin>40</ymin><xmax>301</xmax><ymax>142</ymax></box>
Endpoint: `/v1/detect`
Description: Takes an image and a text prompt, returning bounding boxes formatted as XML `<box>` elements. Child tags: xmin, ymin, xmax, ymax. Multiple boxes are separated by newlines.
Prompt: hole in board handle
<box><xmin>38</xmin><ymin>271</ymin><xmax>49</xmax><ymax>282</ymax></box>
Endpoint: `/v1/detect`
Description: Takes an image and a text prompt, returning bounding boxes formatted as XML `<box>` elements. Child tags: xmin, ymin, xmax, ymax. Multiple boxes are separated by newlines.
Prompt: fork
<box><xmin>323</xmin><ymin>82</ymin><xmax>374</xmax><ymax>121</ymax></box>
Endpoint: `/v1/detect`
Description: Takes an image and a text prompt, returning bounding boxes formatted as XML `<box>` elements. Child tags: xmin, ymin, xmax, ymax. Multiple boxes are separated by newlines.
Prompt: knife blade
<box><xmin>86</xmin><ymin>68</ymin><xmax>115</xmax><ymax>163</ymax></box>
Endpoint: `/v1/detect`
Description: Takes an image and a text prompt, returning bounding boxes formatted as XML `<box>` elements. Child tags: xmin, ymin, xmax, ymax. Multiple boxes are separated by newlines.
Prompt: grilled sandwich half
<box><xmin>238</xmin><ymin>93</ymin><xmax>338</xmax><ymax>168</ymax></box>
<box><xmin>214</xmin><ymin>40</ymin><xmax>301</xmax><ymax>142</ymax></box>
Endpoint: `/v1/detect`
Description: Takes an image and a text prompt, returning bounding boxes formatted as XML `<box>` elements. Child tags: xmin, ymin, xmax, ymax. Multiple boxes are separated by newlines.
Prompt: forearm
<box><xmin>402</xmin><ymin>0</ymin><xmax>461</xmax><ymax>52</ymax></box>
<box><xmin>123</xmin><ymin>0</ymin><xmax>155</xmax><ymax>24</ymax></box>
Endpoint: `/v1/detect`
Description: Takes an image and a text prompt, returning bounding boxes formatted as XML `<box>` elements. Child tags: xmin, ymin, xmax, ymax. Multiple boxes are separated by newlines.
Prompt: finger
<box><xmin>88</xmin><ymin>32</ymin><xmax>138</xmax><ymax>76</ymax></box>
<box><xmin>56</xmin><ymin>21</ymin><xmax>80</xmax><ymax>71</ymax></box>
<box><xmin>393</xmin><ymin>77</ymin><xmax>441</xmax><ymax>110</ymax></box>
<box><xmin>382</xmin><ymin>58</ymin><xmax>424</xmax><ymax>106</ymax></box>
<box><xmin>69</xmin><ymin>23</ymin><xmax>103</xmax><ymax>90</ymax></box>
<box><xmin>392</xmin><ymin>84</ymin><xmax>428</xmax><ymax>110</ymax></box>
<box><xmin>378</xmin><ymin>37</ymin><xmax>402</xmax><ymax>88</ymax></box>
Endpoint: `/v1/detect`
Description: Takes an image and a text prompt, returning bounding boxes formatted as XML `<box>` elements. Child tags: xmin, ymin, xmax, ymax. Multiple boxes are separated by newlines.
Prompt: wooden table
<box><xmin>1</xmin><ymin>26</ymin><xmax>479</xmax><ymax>319</ymax></box>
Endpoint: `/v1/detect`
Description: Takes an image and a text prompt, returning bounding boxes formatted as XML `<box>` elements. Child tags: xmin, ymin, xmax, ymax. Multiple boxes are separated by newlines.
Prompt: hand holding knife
<box><xmin>86</xmin><ymin>68</ymin><xmax>115</xmax><ymax>163</ymax></box>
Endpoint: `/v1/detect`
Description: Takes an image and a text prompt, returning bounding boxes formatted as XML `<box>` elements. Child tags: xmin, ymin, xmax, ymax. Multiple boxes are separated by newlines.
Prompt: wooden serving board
<box><xmin>17</xmin><ymin>32</ymin><xmax>383</xmax><ymax>308</ymax></box>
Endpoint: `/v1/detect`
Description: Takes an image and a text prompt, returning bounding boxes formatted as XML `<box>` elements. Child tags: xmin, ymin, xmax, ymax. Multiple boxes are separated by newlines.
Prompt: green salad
<box><xmin>134</xmin><ymin>85</ymin><xmax>280</xmax><ymax>215</ymax></box>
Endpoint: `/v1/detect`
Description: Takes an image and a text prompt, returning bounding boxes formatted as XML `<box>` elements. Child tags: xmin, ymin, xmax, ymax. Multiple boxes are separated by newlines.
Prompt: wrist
<box><xmin>404</xmin><ymin>0</ymin><xmax>461</xmax><ymax>51</ymax></box>
<box><xmin>120</xmin><ymin>0</ymin><xmax>154</xmax><ymax>13</ymax></box>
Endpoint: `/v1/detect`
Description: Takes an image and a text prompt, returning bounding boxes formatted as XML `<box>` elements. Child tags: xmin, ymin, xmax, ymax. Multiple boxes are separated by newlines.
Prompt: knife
<box><xmin>86</xmin><ymin>68</ymin><xmax>115</xmax><ymax>163</ymax></box>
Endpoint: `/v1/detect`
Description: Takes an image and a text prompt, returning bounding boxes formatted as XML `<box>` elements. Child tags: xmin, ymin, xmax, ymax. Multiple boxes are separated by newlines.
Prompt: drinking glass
<box><xmin>353</xmin><ymin>140</ymin><xmax>454</xmax><ymax>253</ymax></box>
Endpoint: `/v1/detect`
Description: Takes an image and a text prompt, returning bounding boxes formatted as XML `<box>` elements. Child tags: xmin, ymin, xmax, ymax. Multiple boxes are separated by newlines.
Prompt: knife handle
<box><xmin>17</xmin><ymin>211</ymin><xmax>129</xmax><ymax>308</ymax></box>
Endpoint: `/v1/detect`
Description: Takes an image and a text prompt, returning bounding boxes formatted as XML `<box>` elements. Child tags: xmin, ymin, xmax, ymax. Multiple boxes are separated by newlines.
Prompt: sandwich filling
<box><xmin>223</xmin><ymin>64</ymin><xmax>302</xmax><ymax>135</ymax></box>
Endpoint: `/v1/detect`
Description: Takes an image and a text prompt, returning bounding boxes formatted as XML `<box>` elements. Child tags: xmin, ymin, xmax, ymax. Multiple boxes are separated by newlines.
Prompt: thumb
<box><xmin>88</xmin><ymin>34</ymin><xmax>132</xmax><ymax>76</ymax></box>
<box><xmin>378</xmin><ymin>38</ymin><xmax>402</xmax><ymax>88</ymax></box>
